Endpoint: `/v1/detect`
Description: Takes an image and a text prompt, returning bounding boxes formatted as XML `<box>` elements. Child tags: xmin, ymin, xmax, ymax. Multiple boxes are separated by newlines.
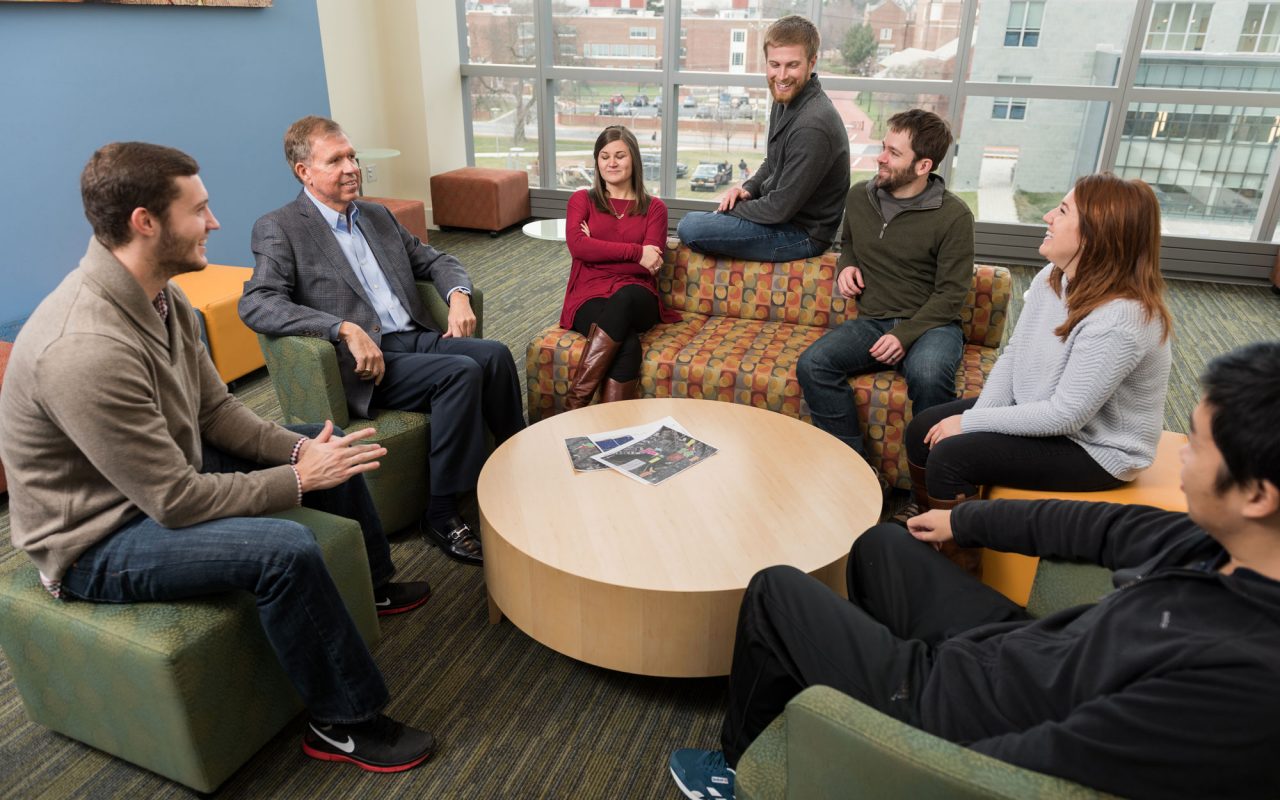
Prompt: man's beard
<box><xmin>876</xmin><ymin>162</ymin><xmax>919</xmax><ymax>194</ymax></box>
<box><xmin>769</xmin><ymin>72</ymin><xmax>809</xmax><ymax>104</ymax></box>
<box><xmin>156</xmin><ymin>224</ymin><xmax>206</xmax><ymax>279</ymax></box>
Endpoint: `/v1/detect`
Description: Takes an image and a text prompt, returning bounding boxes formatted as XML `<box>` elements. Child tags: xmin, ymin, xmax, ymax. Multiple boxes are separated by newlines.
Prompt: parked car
<box><xmin>632</xmin><ymin>94</ymin><xmax>650</xmax><ymax>107</ymax></box>
<box><xmin>640</xmin><ymin>153</ymin><xmax>689</xmax><ymax>182</ymax></box>
<box><xmin>610</xmin><ymin>94</ymin><xmax>626</xmax><ymax>106</ymax></box>
<box><xmin>681</xmin><ymin>95</ymin><xmax>698</xmax><ymax>108</ymax></box>
<box><xmin>689</xmin><ymin>161</ymin><xmax>731</xmax><ymax>191</ymax></box>
<box><xmin>598</xmin><ymin>101</ymin><xmax>617</xmax><ymax>115</ymax></box>
<box><xmin>694</xmin><ymin>105</ymin><xmax>714</xmax><ymax>119</ymax></box>
<box><xmin>557</xmin><ymin>165</ymin><xmax>594</xmax><ymax>188</ymax></box>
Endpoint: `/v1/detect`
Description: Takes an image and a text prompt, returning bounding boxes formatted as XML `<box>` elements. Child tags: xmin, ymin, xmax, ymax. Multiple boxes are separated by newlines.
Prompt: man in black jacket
<box><xmin>675</xmin><ymin>15</ymin><xmax>849</xmax><ymax>262</ymax></box>
<box><xmin>670</xmin><ymin>340</ymin><xmax>1280</xmax><ymax>800</ymax></box>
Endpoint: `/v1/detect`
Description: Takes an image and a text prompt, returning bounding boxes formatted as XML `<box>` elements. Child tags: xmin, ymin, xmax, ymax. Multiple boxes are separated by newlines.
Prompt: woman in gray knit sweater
<box><xmin>902</xmin><ymin>173</ymin><xmax>1173</xmax><ymax>518</ymax></box>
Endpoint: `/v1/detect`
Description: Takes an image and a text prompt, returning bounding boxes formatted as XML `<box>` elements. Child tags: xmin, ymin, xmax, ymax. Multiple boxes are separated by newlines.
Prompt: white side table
<box><xmin>522</xmin><ymin>218</ymin><xmax>567</xmax><ymax>242</ymax></box>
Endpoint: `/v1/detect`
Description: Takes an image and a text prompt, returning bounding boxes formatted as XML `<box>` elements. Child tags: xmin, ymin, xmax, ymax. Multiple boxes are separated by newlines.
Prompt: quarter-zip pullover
<box><xmin>837</xmin><ymin>175</ymin><xmax>975</xmax><ymax>349</ymax></box>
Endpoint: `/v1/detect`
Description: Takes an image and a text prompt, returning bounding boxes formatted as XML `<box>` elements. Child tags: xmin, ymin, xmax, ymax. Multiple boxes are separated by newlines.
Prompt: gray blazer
<box><xmin>240</xmin><ymin>191</ymin><xmax>472</xmax><ymax>418</ymax></box>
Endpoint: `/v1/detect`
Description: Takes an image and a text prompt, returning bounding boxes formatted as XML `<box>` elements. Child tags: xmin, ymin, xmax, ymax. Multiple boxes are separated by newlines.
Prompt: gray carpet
<box><xmin>0</xmin><ymin>227</ymin><xmax>1277</xmax><ymax>799</ymax></box>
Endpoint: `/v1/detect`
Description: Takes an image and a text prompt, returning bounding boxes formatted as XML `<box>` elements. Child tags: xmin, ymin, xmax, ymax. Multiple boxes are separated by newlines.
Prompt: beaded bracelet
<box><xmin>289</xmin><ymin>436</ymin><xmax>306</xmax><ymax>465</ymax></box>
<box><xmin>289</xmin><ymin>465</ymin><xmax>304</xmax><ymax>506</ymax></box>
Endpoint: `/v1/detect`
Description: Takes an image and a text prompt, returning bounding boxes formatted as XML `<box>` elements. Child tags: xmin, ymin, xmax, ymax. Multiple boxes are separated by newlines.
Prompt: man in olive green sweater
<box><xmin>797</xmin><ymin>109</ymin><xmax>975</xmax><ymax>458</ymax></box>
<box><xmin>0</xmin><ymin>142</ymin><xmax>436</xmax><ymax>773</ymax></box>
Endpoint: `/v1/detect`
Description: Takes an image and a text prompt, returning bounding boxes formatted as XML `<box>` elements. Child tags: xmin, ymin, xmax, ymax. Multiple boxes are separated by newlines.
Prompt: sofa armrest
<box><xmin>740</xmin><ymin>685</ymin><xmax>1112</xmax><ymax>800</ymax></box>
<box><xmin>1025</xmin><ymin>559</ymin><xmax>1113</xmax><ymax>619</ymax></box>
<box><xmin>736</xmin><ymin>715</ymin><xmax>787</xmax><ymax>800</ymax></box>
<box><xmin>257</xmin><ymin>334</ymin><xmax>351</xmax><ymax>428</ymax></box>
<box><xmin>962</xmin><ymin>265</ymin><xmax>1013</xmax><ymax>349</ymax></box>
<box><xmin>415</xmin><ymin>283</ymin><xmax>485</xmax><ymax>340</ymax></box>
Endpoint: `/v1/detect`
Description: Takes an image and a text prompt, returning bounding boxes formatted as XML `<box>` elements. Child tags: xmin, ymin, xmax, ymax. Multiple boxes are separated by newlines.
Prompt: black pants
<box><xmin>720</xmin><ymin>524</ymin><xmax>1029</xmax><ymax>765</ymax></box>
<box><xmin>904</xmin><ymin>397</ymin><xmax>1123</xmax><ymax>500</ymax></box>
<box><xmin>371</xmin><ymin>329</ymin><xmax>525</xmax><ymax>496</ymax></box>
<box><xmin>571</xmin><ymin>284</ymin><xmax>661</xmax><ymax>382</ymax></box>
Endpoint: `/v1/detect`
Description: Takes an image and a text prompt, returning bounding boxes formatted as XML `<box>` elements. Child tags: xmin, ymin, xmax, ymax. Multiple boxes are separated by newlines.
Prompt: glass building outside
<box><xmin>459</xmin><ymin>0</ymin><xmax>1280</xmax><ymax>245</ymax></box>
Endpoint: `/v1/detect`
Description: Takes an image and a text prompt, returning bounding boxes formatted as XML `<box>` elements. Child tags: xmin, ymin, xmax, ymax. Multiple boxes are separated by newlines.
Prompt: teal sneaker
<box><xmin>669</xmin><ymin>748</ymin><xmax>735</xmax><ymax>799</ymax></box>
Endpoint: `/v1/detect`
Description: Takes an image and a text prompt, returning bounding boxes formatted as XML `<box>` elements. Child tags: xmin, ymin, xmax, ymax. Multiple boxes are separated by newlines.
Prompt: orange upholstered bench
<box><xmin>171</xmin><ymin>264</ymin><xmax>264</xmax><ymax>383</ymax></box>
<box><xmin>363</xmin><ymin>195</ymin><xmax>429</xmax><ymax>244</ymax></box>
<box><xmin>980</xmin><ymin>430</ymin><xmax>1188</xmax><ymax>605</ymax></box>
<box><xmin>430</xmin><ymin>167</ymin><xmax>530</xmax><ymax>236</ymax></box>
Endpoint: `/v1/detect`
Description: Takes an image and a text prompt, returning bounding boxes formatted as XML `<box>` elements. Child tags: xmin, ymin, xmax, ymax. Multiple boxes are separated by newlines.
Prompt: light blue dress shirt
<box><xmin>306</xmin><ymin>190</ymin><xmax>416</xmax><ymax>337</ymax></box>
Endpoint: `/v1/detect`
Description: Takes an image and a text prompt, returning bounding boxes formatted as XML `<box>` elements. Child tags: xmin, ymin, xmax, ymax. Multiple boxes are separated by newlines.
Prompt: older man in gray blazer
<box><xmin>240</xmin><ymin>116</ymin><xmax>525</xmax><ymax>566</ymax></box>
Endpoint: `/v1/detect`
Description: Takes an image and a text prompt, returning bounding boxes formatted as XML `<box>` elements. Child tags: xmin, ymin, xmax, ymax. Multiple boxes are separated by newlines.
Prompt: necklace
<box><xmin>609</xmin><ymin>196</ymin><xmax>632</xmax><ymax>220</ymax></box>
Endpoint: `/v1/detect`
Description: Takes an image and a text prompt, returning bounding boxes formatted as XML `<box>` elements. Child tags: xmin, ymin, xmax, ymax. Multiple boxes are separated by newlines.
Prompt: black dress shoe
<box><xmin>373</xmin><ymin>581</ymin><xmax>432</xmax><ymax>616</ymax></box>
<box><xmin>423</xmin><ymin>515</ymin><xmax>484</xmax><ymax>565</ymax></box>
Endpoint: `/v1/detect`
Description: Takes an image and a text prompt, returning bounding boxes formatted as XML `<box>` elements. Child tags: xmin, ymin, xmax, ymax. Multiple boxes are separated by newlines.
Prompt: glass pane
<box><xmin>1117</xmin><ymin>103</ymin><xmax>1280</xmax><ymax>240</ymax></box>
<box><xmin>824</xmin><ymin>0</ymin><xmax>964</xmax><ymax>79</ymax></box>
<box><xmin>952</xmin><ymin>97</ymin><xmax>1111</xmax><ymax>225</ymax></box>
<box><xmin>468</xmin><ymin>77</ymin><xmax>540</xmax><ymax>186</ymax></box>
<box><xmin>551</xmin><ymin>79</ymin><xmax>666</xmax><ymax>194</ymax></box>
<box><xmin>464</xmin><ymin>1</ymin><xmax>536</xmax><ymax>66</ymax></box>
<box><xmin>823</xmin><ymin>89</ymin><xmax>953</xmax><ymax>185</ymax></box>
<box><xmin>669</xmin><ymin>83</ymin><xmax>775</xmax><ymax>202</ymax></box>
<box><xmin>678</xmin><ymin>1</ymin><xmax>808</xmax><ymax>73</ymax></box>
<box><xmin>1136</xmin><ymin>6</ymin><xmax>1280</xmax><ymax>92</ymax></box>
<box><xmin>551</xmin><ymin>6</ymin><xmax>664</xmax><ymax>70</ymax></box>
<box><xmin>1007</xmin><ymin>1</ymin><xmax>1027</xmax><ymax>27</ymax></box>
<box><xmin>1025</xmin><ymin>0</ymin><xmax>1045</xmax><ymax>28</ymax></box>
<box><xmin>970</xmin><ymin>0</ymin><xmax>1140</xmax><ymax>85</ymax></box>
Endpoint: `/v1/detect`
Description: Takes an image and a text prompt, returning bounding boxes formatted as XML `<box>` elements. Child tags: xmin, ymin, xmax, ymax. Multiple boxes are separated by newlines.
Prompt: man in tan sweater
<box><xmin>0</xmin><ymin>142</ymin><xmax>434</xmax><ymax>773</ymax></box>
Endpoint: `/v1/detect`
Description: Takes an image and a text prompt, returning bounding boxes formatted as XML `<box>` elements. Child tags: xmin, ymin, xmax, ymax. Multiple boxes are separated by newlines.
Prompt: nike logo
<box><xmin>309</xmin><ymin>724</ymin><xmax>356</xmax><ymax>753</ymax></box>
<box><xmin>375</xmin><ymin>598</ymin><xmax>391</xmax><ymax>607</ymax></box>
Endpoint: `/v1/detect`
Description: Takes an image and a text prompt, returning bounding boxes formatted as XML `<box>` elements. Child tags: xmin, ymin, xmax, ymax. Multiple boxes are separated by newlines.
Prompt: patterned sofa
<box><xmin>526</xmin><ymin>240</ymin><xmax>1012</xmax><ymax>489</ymax></box>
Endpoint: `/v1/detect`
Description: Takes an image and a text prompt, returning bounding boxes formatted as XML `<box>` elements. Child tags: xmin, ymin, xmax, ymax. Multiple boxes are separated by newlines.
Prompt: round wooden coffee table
<box><xmin>478</xmin><ymin>398</ymin><xmax>880</xmax><ymax>677</ymax></box>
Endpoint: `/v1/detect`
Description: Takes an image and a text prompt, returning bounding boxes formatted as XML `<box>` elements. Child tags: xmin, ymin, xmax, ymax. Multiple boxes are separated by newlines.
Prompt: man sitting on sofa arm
<box><xmin>670</xmin><ymin>339</ymin><xmax>1280</xmax><ymax>800</ymax></box>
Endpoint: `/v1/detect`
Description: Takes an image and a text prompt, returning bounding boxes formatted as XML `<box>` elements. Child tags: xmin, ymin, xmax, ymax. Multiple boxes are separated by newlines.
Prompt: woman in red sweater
<box><xmin>561</xmin><ymin>125</ymin><xmax>677</xmax><ymax>408</ymax></box>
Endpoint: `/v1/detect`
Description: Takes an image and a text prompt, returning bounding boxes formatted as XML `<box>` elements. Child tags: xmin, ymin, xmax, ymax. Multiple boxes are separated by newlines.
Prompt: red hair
<box><xmin>1050</xmin><ymin>173</ymin><xmax>1172</xmax><ymax>343</ymax></box>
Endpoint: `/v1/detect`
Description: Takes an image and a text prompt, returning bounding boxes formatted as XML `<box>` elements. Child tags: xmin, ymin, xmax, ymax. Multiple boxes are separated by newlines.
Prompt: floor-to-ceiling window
<box><xmin>458</xmin><ymin>0</ymin><xmax>1280</xmax><ymax>275</ymax></box>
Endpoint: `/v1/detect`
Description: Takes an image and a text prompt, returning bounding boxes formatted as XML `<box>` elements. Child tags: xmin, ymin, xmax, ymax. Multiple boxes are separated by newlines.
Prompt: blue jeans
<box><xmin>677</xmin><ymin>211</ymin><xmax>826</xmax><ymax>262</ymax></box>
<box><xmin>58</xmin><ymin>424</ymin><xmax>393</xmax><ymax>724</ymax></box>
<box><xmin>797</xmin><ymin>319</ymin><xmax>964</xmax><ymax>456</ymax></box>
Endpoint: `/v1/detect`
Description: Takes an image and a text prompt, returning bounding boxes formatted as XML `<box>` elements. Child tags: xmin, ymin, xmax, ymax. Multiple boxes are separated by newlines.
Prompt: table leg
<box><xmin>487</xmin><ymin>590</ymin><xmax>502</xmax><ymax>625</ymax></box>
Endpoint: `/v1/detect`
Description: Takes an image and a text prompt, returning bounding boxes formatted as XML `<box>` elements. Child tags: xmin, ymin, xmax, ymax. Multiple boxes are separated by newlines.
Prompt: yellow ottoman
<box><xmin>171</xmin><ymin>265</ymin><xmax>264</xmax><ymax>383</ymax></box>
<box><xmin>981</xmin><ymin>431</ymin><xmax>1188</xmax><ymax>605</ymax></box>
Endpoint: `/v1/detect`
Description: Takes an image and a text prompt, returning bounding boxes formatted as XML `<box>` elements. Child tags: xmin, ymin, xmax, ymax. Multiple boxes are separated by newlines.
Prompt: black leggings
<box><xmin>904</xmin><ymin>397</ymin><xmax>1124</xmax><ymax>500</ymax></box>
<box><xmin>571</xmin><ymin>284</ymin><xmax>661</xmax><ymax>381</ymax></box>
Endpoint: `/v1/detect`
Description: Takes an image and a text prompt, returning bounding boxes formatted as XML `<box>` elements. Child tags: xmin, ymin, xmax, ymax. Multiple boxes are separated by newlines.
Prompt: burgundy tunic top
<box><xmin>558</xmin><ymin>189</ymin><xmax>679</xmax><ymax>330</ymax></box>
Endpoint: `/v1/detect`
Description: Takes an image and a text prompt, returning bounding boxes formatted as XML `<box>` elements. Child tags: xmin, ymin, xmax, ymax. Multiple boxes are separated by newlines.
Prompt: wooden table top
<box><xmin>478</xmin><ymin>398</ymin><xmax>880</xmax><ymax>594</ymax></box>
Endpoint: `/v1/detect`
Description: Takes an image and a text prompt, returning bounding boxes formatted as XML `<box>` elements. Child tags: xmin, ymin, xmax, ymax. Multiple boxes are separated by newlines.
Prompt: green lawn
<box><xmin>1014</xmin><ymin>190</ymin><xmax>1061</xmax><ymax>224</ymax></box>
<box><xmin>955</xmin><ymin>191</ymin><xmax>979</xmax><ymax>218</ymax></box>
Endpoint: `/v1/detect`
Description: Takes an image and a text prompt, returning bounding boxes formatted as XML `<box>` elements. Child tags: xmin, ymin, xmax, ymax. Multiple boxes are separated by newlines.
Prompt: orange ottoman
<box><xmin>0</xmin><ymin>340</ymin><xmax>11</xmax><ymax>494</ymax></box>
<box><xmin>171</xmin><ymin>265</ymin><xmax>265</xmax><ymax>384</ymax></box>
<box><xmin>980</xmin><ymin>431</ymin><xmax>1189</xmax><ymax>605</ymax></box>
<box><xmin>363</xmin><ymin>196</ymin><xmax>429</xmax><ymax>244</ymax></box>
<box><xmin>430</xmin><ymin>167</ymin><xmax>530</xmax><ymax>236</ymax></box>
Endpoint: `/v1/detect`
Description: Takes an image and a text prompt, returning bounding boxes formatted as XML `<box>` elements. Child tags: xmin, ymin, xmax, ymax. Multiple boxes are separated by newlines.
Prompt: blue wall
<box><xmin>0</xmin><ymin>1</ymin><xmax>330</xmax><ymax>327</ymax></box>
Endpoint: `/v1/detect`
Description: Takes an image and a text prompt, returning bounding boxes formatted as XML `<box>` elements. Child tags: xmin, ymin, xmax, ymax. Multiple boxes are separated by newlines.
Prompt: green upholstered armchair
<box><xmin>0</xmin><ymin>508</ymin><xmax>379</xmax><ymax>793</ymax></box>
<box><xmin>735</xmin><ymin>559</ymin><xmax>1118</xmax><ymax>800</ymax></box>
<box><xmin>257</xmin><ymin>285</ymin><xmax>483</xmax><ymax>534</ymax></box>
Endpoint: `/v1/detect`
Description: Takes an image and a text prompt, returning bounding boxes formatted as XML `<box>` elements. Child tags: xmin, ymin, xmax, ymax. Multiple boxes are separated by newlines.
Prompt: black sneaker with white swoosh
<box><xmin>373</xmin><ymin>580</ymin><xmax>432</xmax><ymax>616</ymax></box>
<box><xmin>302</xmin><ymin>714</ymin><xmax>436</xmax><ymax>772</ymax></box>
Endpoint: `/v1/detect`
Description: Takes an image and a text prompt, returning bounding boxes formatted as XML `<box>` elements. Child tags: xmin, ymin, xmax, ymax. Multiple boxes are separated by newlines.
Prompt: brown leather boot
<box><xmin>600</xmin><ymin>378</ymin><xmax>639</xmax><ymax>403</ymax></box>
<box><xmin>890</xmin><ymin>460</ymin><xmax>932</xmax><ymax>526</ymax></box>
<box><xmin>564</xmin><ymin>324</ymin><xmax>621</xmax><ymax>410</ymax></box>
<box><xmin>927</xmin><ymin>491</ymin><xmax>983</xmax><ymax>579</ymax></box>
